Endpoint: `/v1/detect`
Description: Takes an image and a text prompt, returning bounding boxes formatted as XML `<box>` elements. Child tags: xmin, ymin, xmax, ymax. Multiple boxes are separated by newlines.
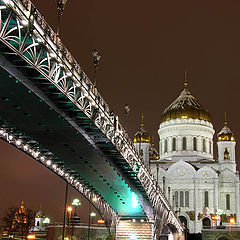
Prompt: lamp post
<box><xmin>67</xmin><ymin>206</ymin><xmax>72</xmax><ymax>239</ymax></box>
<box><xmin>72</xmin><ymin>199</ymin><xmax>81</xmax><ymax>215</ymax></box>
<box><xmin>88</xmin><ymin>197</ymin><xmax>97</xmax><ymax>240</ymax></box>
<box><xmin>90</xmin><ymin>212</ymin><xmax>96</xmax><ymax>224</ymax></box>
<box><xmin>229</xmin><ymin>218</ymin><xmax>235</xmax><ymax>239</ymax></box>
<box><xmin>62</xmin><ymin>182</ymin><xmax>69</xmax><ymax>240</ymax></box>
<box><xmin>71</xmin><ymin>199</ymin><xmax>81</xmax><ymax>239</ymax></box>
<box><xmin>124</xmin><ymin>104</ymin><xmax>130</xmax><ymax>137</ymax></box>
<box><xmin>56</xmin><ymin>0</ymin><xmax>68</xmax><ymax>37</ymax></box>
<box><xmin>92</xmin><ymin>50</ymin><xmax>101</xmax><ymax>88</ymax></box>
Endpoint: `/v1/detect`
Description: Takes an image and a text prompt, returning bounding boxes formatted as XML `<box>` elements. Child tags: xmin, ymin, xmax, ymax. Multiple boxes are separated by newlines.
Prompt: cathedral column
<box><xmin>194</xmin><ymin>178</ymin><xmax>199</xmax><ymax>232</ymax></box>
<box><xmin>235</xmin><ymin>181</ymin><xmax>240</xmax><ymax>226</ymax></box>
<box><xmin>213</xmin><ymin>178</ymin><xmax>219</xmax><ymax>213</ymax></box>
<box><xmin>197</xmin><ymin>137</ymin><xmax>201</xmax><ymax>153</ymax></box>
<box><xmin>177</xmin><ymin>136</ymin><xmax>182</xmax><ymax>151</ymax></box>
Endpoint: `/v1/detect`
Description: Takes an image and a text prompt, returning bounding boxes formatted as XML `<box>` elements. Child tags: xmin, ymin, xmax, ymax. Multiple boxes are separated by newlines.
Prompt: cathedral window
<box><xmin>203</xmin><ymin>139</ymin><xmax>206</xmax><ymax>152</ymax></box>
<box><xmin>182</xmin><ymin>137</ymin><xmax>187</xmax><ymax>150</ymax></box>
<box><xmin>180</xmin><ymin>191</ymin><xmax>184</xmax><ymax>207</ymax></box>
<box><xmin>164</xmin><ymin>139</ymin><xmax>168</xmax><ymax>153</ymax></box>
<box><xmin>172</xmin><ymin>137</ymin><xmax>176</xmax><ymax>151</ymax></box>
<box><xmin>224</xmin><ymin>148</ymin><xmax>230</xmax><ymax>160</ymax></box>
<box><xmin>193</xmin><ymin>137</ymin><xmax>197</xmax><ymax>151</ymax></box>
<box><xmin>185</xmin><ymin>191</ymin><xmax>189</xmax><ymax>207</ymax></box>
<box><xmin>204</xmin><ymin>191</ymin><xmax>209</xmax><ymax>207</ymax></box>
<box><xmin>175</xmin><ymin>191</ymin><xmax>178</xmax><ymax>207</ymax></box>
<box><xmin>226</xmin><ymin>194</ymin><xmax>230</xmax><ymax>210</ymax></box>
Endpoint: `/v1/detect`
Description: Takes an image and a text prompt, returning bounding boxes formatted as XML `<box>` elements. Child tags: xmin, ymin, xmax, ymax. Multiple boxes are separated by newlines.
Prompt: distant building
<box><xmin>29</xmin><ymin>209</ymin><xmax>50</xmax><ymax>239</ymax></box>
<box><xmin>134</xmin><ymin>79</ymin><xmax>240</xmax><ymax>236</ymax></box>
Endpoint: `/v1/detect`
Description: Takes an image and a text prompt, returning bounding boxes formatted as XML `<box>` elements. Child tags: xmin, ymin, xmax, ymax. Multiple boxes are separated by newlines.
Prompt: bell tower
<box><xmin>217</xmin><ymin>113</ymin><xmax>236</xmax><ymax>172</ymax></box>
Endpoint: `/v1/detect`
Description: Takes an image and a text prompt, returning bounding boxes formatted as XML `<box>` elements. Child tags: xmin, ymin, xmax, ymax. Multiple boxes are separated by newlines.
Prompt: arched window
<box><xmin>182</xmin><ymin>137</ymin><xmax>187</xmax><ymax>150</ymax></box>
<box><xmin>209</xmin><ymin>141</ymin><xmax>212</xmax><ymax>154</ymax></box>
<box><xmin>224</xmin><ymin>148</ymin><xmax>230</xmax><ymax>160</ymax></box>
<box><xmin>185</xmin><ymin>191</ymin><xmax>189</xmax><ymax>207</ymax></box>
<box><xmin>203</xmin><ymin>139</ymin><xmax>206</xmax><ymax>152</ymax></box>
<box><xmin>164</xmin><ymin>139</ymin><xmax>168</xmax><ymax>153</ymax></box>
<box><xmin>180</xmin><ymin>191</ymin><xmax>184</xmax><ymax>207</ymax></box>
<box><xmin>175</xmin><ymin>191</ymin><xmax>178</xmax><ymax>207</ymax></box>
<box><xmin>172</xmin><ymin>137</ymin><xmax>176</xmax><ymax>151</ymax></box>
<box><xmin>226</xmin><ymin>194</ymin><xmax>230</xmax><ymax>210</ymax></box>
<box><xmin>204</xmin><ymin>191</ymin><xmax>209</xmax><ymax>207</ymax></box>
<box><xmin>37</xmin><ymin>221</ymin><xmax>39</xmax><ymax>226</ymax></box>
<box><xmin>193</xmin><ymin>137</ymin><xmax>197</xmax><ymax>151</ymax></box>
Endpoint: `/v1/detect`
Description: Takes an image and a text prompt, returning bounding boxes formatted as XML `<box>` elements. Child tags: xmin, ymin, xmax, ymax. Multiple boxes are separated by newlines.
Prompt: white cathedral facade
<box><xmin>133</xmin><ymin>81</ymin><xmax>240</xmax><ymax>234</ymax></box>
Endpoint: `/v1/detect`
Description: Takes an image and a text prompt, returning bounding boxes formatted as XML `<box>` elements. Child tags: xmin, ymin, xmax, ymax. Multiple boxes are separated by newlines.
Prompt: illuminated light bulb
<box><xmin>92</xmin><ymin>196</ymin><xmax>97</xmax><ymax>203</ymax></box>
<box><xmin>46</xmin><ymin>160</ymin><xmax>51</xmax><ymax>166</ymax></box>
<box><xmin>90</xmin><ymin>212</ymin><xmax>96</xmax><ymax>217</ymax></box>
<box><xmin>24</xmin><ymin>145</ymin><xmax>28</xmax><ymax>151</ymax></box>
<box><xmin>40</xmin><ymin>156</ymin><xmax>45</xmax><ymax>161</ymax></box>
<box><xmin>132</xmin><ymin>219</ymin><xmax>136</xmax><ymax>223</ymax></box>
<box><xmin>140</xmin><ymin>219</ymin><xmax>144</xmax><ymax>222</ymax></box>
<box><xmin>34</xmin><ymin>152</ymin><xmax>40</xmax><ymax>158</ymax></box>
<box><xmin>16</xmin><ymin>140</ymin><xmax>21</xmax><ymax>146</ymax></box>
<box><xmin>21</xmin><ymin>19</ymin><xmax>28</xmax><ymax>26</ymax></box>
<box><xmin>9</xmin><ymin>135</ymin><xmax>13</xmax><ymax>140</ymax></box>
<box><xmin>37</xmin><ymin>37</ymin><xmax>43</xmax><ymax>43</ymax></box>
<box><xmin>52</xmin><ymin>164</ymin><xmax>56</xmax><ymax>169</ymax></box>
<box><xmin>50</xmin><ymin>52</ymin><xmax>56</xmax><ymax>58</ymax></box>
<box><xmin>67</xmin><ymin>206</ymin><xmax>73</xmax><ymax>213</ymax></box>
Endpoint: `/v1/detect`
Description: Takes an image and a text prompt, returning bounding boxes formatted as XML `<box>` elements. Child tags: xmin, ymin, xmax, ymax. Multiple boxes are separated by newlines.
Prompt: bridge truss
<box><xmin>0</xmin><ymin>0</ymin><xmax>183</xmax><ymax>238</ymax></box>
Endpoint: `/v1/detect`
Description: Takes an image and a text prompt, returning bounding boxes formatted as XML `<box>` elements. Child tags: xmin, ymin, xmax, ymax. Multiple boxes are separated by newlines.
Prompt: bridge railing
<box><xmin>0</xmin><ymin>0</ymin><xmax>183</xmax><ymax>236</ymax></box>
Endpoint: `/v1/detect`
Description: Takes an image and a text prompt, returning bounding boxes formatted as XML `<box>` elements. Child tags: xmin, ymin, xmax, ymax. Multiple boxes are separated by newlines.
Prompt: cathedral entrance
<box><xmin>202</xmin><ymin>217</ymin><xmax>211</xmax><ymax>229</ymax></box>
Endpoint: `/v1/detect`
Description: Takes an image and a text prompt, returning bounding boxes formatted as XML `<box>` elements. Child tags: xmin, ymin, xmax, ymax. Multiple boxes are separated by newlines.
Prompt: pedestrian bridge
<box><xmin>0</xmin><ymin>0</ymin><xmax>184</xmax><ymax>239</ymax></box>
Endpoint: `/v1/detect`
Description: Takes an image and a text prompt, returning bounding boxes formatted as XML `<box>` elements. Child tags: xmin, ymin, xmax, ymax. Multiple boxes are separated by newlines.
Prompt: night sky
<box><xmin>1</xmin><ymin>0</ymin><xmax>240</xmax><ymax>224</ymax></box>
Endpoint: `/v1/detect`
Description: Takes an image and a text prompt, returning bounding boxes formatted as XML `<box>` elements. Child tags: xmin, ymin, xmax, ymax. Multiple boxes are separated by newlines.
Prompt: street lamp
<box><xmin>56</xmin><ymin>0</ymin><xmax>68</xmax><ymax>36</ymax></box>
<box><xmin>90</xmin><ymin>212</ymin><xmax>96</xmax><ymax>224</ymax></box>
<box><xmin>92</xmin><ymin>49</ymin><xmax>101</xmax><ymax>88</ymax></box>
<box><xmin>72</xmin><ymin>199</ymin><xmax>81</xmax><ymax>215</ymax></box>
<box><xmin>88</xmin><ymin>197</ymin><xmax>97</xmax><ymax>240</ymax></box>
<box><xmin>67</xmin><ymin>206</ymin><xmax>73</xmax><ymax>239</ymax></box>
<box><xmin>229</xmin><ymin>218</ymin><xmax>235</xmax><ymax>239</ymax></box>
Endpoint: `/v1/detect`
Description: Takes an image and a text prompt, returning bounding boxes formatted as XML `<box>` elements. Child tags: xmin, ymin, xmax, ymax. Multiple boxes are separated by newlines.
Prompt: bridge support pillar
<box><xmin>116</xmin><ymin>219</ymin><xmax>153</xmax><ymax>240</ymax></box>
<box><xmin>116</xmin><ymin>219</ymin><xmax>184</xmax><ymax>240</ymax></box>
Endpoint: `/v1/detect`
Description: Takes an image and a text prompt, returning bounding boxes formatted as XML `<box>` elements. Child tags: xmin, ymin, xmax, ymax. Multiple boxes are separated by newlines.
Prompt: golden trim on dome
<box><xmin>217</xmin><ymin>113</ymin><xmax>235</xmax><ymax>142</ymax></box>
<box><xmin>161</xmin><ymin>73</ymin><xmax>211</xmax><ymax>123</ymax></box>
<box><xmin>133</xmin><ymin>114</ymin><xmax>151</xmax><ymax>143</ymax></box>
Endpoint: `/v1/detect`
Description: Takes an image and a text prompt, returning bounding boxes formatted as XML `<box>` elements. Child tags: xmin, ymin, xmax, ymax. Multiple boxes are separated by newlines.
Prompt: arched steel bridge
<box><xmin>0</xmin><ymin>0</ymin><xmax>183</xmax><ymax>239</ymax></box>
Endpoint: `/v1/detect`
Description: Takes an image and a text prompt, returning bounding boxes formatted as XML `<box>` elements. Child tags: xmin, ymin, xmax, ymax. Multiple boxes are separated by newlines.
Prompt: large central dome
<box><xmin>161</xmin><ymin>85</ymin><xmax>211</xmax><ymax>123</ymax></box>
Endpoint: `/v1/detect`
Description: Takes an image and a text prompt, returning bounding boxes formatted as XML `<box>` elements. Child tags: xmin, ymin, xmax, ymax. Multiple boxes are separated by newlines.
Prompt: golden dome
<box><xmin>161</xmin><ymin>83</ymin><xmax>211</xmax><ymax>123</ymax></box>
<box><xmin>217</xmin><ymin>118</ymin><xmax>235</xmax><ymax>142</ymax></box>
<box><xmin>133</xmin><ymin>115</ymin><xmax>151</xmax><ymax>143</ymax></box>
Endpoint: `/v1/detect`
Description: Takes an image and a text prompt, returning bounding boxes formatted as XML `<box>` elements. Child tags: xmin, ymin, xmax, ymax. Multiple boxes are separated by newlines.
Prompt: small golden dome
<box><xmin>149</xmin><ymin>144</ymin><xmax>159</xmax><ymax>160</ymax></box>
<box><xmin>217</xmin><ymin>119</ymin><xmax>235</xmax><ymax>142</ymax></box>
<box><xmin>161</xmin><ymin>78</ymin><xmax>211</xmax><ymax>123</ymax></box>
<box><xmin>133</xmin><ymin>115</ymin><xmax>150</xmax><ymax>143</ymax></box>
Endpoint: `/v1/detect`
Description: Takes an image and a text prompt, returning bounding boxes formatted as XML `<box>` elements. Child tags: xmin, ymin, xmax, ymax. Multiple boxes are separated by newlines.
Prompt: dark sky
<box><xmin>1</xmin><ymin>0</ymin><xmax>240</xmax><ymax>224</ymax></box>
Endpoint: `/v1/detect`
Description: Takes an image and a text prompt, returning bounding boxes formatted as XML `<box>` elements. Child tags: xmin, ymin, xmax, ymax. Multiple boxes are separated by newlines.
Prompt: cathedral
<box><xmin>133</xmin><ymin>79</ymin><xmax>240</xmax><ymax>234</ymax></box>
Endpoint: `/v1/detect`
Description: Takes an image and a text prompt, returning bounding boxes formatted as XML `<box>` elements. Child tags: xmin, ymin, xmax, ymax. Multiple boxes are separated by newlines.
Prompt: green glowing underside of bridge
<box><xmin>0</xmin><ymin>66</ymin><xmax>145</xmax><ymax>217</ymax></box>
